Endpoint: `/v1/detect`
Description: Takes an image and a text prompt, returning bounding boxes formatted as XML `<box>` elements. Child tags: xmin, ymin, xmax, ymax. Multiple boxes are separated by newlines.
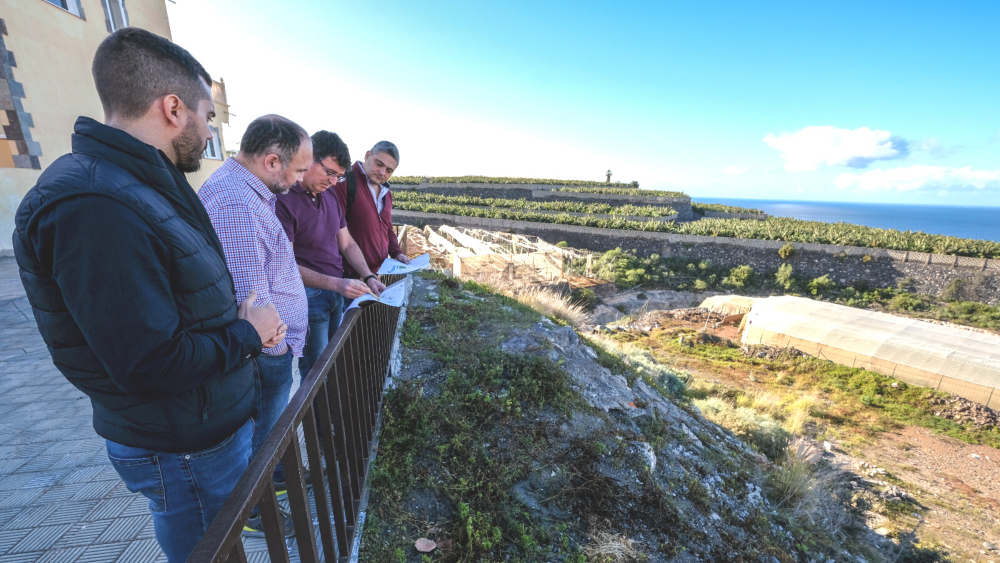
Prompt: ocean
<box><xmin>693</xmin><ymin>198</ymin><xmax>1000</xmax><ymax>242</ymax></box>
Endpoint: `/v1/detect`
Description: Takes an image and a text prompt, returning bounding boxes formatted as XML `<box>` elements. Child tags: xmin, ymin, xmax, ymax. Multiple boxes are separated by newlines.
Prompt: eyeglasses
<box><xmin>318</xmin><ymin>162</ymin><xmax>347</xmax><ymax>182</ymax></box>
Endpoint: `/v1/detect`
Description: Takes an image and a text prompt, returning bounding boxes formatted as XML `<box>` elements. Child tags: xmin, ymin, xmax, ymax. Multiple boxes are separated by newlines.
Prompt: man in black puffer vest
<box><xmin>12</xmin><ymin>29</ymin><xmax>285</xmax><ymax>563</ymax></box>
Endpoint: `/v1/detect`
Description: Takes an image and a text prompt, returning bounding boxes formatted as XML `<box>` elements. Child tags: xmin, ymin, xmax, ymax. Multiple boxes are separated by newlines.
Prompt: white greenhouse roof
<box><xmin>743</xmin><ymin>296</ymin><xmax>1000</xmax><ymax>389</ymax></box>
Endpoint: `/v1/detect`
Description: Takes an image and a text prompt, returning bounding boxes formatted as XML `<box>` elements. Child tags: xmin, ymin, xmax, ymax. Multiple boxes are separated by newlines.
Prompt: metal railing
<box><xmin>186</xmin><ymin>274</ymin><xmax>407</xmax><ymax>563</ymax></box>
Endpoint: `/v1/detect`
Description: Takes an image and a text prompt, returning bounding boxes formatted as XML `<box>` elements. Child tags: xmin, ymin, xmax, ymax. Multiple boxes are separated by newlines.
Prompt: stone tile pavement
<box><xmin>0</xmin><ymin>257</ymin><xmax>166</xmax><ymax>563</ymax></box>
<box><xmin>0</xmin><ymin>255</ymin><xmax>349</xmax><ymax>562</ymax></box>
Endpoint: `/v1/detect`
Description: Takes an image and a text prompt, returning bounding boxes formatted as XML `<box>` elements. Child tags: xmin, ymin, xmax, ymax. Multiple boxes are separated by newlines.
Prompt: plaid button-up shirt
<box><xmin>199</xmin><ymin>158</ymin><xmax>308</xmax><ymax>356</ymax></box>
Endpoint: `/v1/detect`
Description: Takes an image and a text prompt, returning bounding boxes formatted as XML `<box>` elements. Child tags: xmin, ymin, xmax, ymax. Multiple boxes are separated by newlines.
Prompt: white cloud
<box><xmin>764</xmin><ymin>126</ymin><xmax>909</xmax><ymax>171</ymax></box>
<box><xmin>912</xmin><ymin>137</ymin><xmax>964</xmax><ymax>158</ymax></box>
<box><xmin>722</xmin><ymin>166</ymin><xmax>747</xmax><ymax>175</ymax></box>
<box><xmin>835</xmin><ymin>165</ymin><xmax>1000</xmax><ymax>192</ymax></box>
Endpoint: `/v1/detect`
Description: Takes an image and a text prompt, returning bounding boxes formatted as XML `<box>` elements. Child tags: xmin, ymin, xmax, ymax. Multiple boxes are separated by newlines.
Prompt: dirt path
<box><xmin>857</xmin><ymin>426</ymin><xmax>1000</xmax><ymax>561</ymax></box>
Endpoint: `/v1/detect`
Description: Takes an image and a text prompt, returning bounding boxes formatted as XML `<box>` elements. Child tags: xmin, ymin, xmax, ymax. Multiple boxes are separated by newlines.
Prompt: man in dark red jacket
<box><xmin>333</xmin><ymin>141</ymin><xmax>410</xmax><ymax>276</ymax></box>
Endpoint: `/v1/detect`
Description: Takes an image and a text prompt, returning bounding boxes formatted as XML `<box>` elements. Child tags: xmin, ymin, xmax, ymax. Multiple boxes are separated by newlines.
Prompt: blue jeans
<box><xmin>106</xmin><ymin>418</ymin><xmax>253</xmax><ymax>563</ymax></box>
<box><xmin>300</xmin><ymin>287</ymin><xmax>345</xmax><ymax>378</ymax></box>
<box><xmin>252</xmin><ymin>350</ymin><xmax>294</xmax><ymax>482</ymax></box>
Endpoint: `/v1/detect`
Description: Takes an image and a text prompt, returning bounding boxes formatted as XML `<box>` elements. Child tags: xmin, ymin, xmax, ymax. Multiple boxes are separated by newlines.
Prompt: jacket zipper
<box><xmin>197</xmin><ymin>386</ymin><xmax>209</xmax><ymax>422</ymax></box>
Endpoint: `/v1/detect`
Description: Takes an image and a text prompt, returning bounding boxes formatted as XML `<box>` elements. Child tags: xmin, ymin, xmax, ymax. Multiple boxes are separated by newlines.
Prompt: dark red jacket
<box><xmin>333</xmin><ymin>161</ymin><xmax>402</xmax><ymax>276</ymax></box>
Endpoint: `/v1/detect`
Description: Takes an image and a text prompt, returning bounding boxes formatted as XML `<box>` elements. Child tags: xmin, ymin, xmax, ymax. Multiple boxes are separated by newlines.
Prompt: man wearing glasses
<box><xmin>275</xmin><ymin>131</ymin><xmax>386</xmax><ymax>376</ymax></box>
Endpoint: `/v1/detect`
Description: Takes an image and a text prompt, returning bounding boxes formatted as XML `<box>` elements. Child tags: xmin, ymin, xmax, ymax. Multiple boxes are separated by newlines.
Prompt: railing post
<box><xmin>280</xmin><ymin>435</ymin><xmax>319</xmax><ymax>563</ymax></box>
<box><xmin>259</xmin><ymin>480</ymin><xmax>292</xmax><ymax>563</ymax></box>
<box><xmin>300</xmin><ymin>404</ymin><xmax>339</xmax><ymax>560</ymax></box>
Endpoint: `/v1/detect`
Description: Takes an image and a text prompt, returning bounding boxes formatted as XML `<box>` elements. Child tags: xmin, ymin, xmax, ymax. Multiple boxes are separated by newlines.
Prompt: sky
<box><xmin>166</xmin><ymin>0</ymin><xmax>1000</xmax><ymax>206</ymax></box>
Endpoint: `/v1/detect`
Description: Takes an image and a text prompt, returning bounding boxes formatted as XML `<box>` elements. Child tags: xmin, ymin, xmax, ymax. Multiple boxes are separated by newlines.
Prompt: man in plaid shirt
<box><xmin>198</xmin><ymin>115</ymin><xmax>312</xmax><ymax>537</ymax></box>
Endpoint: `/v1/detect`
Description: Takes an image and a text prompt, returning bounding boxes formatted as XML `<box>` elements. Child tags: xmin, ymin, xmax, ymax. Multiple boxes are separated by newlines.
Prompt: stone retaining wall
<box><xmin>393</xmin><ymin>183</ymin><xmax>695</xmax><ymax>220</ymax></box>
<box><xmin>394</xmin><ymin>210</ymin><xmax>1000</xmax><ymax>304</ymax></box>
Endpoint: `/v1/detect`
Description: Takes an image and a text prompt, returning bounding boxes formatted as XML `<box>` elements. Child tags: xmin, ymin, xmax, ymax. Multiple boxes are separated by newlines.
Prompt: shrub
<box><xmin>691</xmin><ymin>202</ymin><xmax>765</xmax><ymax>215</ymax></box>
<box><xmin>940</xmin><ymin>278</ymin><xmax>964</xmax><ymax>302</ymax></box>
<box><xmin>556</xmin><ymin>241</ymin><xmax>569</xmax><ymax>248</ymax></box>
<box><xmin>569</xmin><ymin>287</ymin><xmax>597</xmax><ymax>312</ymax></box>
<box><xmin>775</xmin><ymin>263</ymin><xmax>796</xmax><ymax>291</ymax></box>
<box><xmin>807</xmin><ymin>275</ymin><xmax>834</xmax><ymax>296</ymax></box>
<box><xmin>939</xmin><ymin>301</ymin><xmax>1000</xmax><ymax>328</ymax></box>
<box><xmin>889</xmin><ymin>293</ymin><xmax>926</xmax><ymax>312</ymax></box>
<box><xmin>722</xmin><ymin>265</ymin><xmax>755</xmax><ymax>290</ymax></box>
<box><xmin>695</xmin><ymin>397</ymin><xmax>790</xmax><ymax>460</ymax></box>
<box><xmin>778</xmin><ymin>243</ymin><xmax>796</xmax><ymax>260</ymax></box>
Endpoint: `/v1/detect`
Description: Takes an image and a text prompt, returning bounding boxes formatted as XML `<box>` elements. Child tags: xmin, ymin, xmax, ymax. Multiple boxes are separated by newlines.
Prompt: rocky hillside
<box><xmin>358</xmin><ymin>273</ymin><xmax>916</xmax><ymax>563</ymax></box>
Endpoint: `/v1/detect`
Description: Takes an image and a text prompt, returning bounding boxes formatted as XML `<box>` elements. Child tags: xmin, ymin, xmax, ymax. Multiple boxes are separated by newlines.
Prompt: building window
<box><xmin>42</xmin><ymin>0</ymin><xmax>84</xmax><ymax>18</ymax></box>
<box><xmin>204</xmin><ymin>126</ymin><xmax>222</xmax><ymax>160</ymax></box>
<box><xmin>101</xmin><ymin>0</ymin><xmax>129</xmax><ymax>32</ymax></box>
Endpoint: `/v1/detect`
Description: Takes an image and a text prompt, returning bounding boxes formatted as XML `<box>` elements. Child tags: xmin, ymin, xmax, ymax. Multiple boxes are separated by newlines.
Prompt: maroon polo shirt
<box><xmin>275</xmin><ymin>182</ymin><xmax>347</xmax><ymax>278</ymax></box>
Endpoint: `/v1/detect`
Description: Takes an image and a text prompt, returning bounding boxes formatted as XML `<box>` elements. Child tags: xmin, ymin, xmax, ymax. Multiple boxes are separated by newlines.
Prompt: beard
<box><xmin>263</xmin><ymin>169</ymin><xmax>294</xmax><ymax>195</ymax></box>
<box><xmin>172</xmin><ymin>118</ymin><xmax>205</xmax><ymax>174</ymax></box>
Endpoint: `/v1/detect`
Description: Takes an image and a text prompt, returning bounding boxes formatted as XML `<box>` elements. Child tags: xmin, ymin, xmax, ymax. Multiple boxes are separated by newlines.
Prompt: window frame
<box><xmin>41</xmin><ymin>0</ymin><xmax>85</xmax><ymax>19</ymax></box>
<box><xmin>203</xmin><ymin>126</ymin><xmax>223</xmax><ymax>161</ymax></box>
<box><xmin>100</xmin><ymin>0</ymin><xmax>129</xmax><ymax>32</ymax></box>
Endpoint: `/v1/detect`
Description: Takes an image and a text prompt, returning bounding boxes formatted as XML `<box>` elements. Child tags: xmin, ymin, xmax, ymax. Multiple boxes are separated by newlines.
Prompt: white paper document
<box><xmin>376</xmin><ymin>253</ymin><xmax>430</xmax><ymax>275</ymax></box>
<box><xmin>346</xmin><ymin>278</ymin><xmax>407</xmax><ymax>310</ymax></box>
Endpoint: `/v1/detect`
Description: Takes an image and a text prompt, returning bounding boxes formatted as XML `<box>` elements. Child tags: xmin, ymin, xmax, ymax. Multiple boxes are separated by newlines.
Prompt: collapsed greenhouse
<box><xmin>741</xmin><ymin>296</ymin><xmax>1000</xmax><ymax>410</ymax></box>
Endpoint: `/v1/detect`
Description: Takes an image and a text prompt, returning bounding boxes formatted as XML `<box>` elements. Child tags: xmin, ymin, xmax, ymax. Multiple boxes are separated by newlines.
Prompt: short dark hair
<box><xmin>240</xmin><ymin>115</ymin><xmax>309</xmax><ymax>166</ymax></box>
<box><xmin>311</xmin><ymin>131</ymin><xmax>351</xmax><ymax>170</ymax></box>
<box><xmin>371</xmin><ymin>141</ymin><xmax>399</xmax><ymax>164</ymax></box>
<box><xmin>92</xmin><ymin>28</ymin><xmax>212</xmax><ymax>120</ymax></box>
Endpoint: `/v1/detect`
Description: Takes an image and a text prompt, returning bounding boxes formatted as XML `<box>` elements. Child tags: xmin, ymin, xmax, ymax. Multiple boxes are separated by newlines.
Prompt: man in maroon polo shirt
<box><xmin>275</xmin><ymin>131</ymin><xmax>386</xmax><ymax>375</ymax></box>
<box><xmin>333</xmin><ymin>141</ymin><xmax>410</xmax><ymax>276</ymax></box>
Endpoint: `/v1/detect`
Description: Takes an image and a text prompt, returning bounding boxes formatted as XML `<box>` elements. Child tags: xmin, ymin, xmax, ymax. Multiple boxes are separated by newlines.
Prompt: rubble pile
<box><xmin>739</xmin><ymin>344</ymin><xmax>807</xmax><ymax>360</ymax></box>
<box><xmin>928</xmin><ymin>395</ymin><xmax>999</xmax><ymax>429</ymax></box>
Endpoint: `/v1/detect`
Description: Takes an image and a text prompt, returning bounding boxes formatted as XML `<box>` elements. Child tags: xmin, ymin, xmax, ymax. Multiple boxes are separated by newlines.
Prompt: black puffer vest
<box><xmin>13</xmin><ymin>117</ymin><xmax>256</xmax><ymax>453</ymax></box>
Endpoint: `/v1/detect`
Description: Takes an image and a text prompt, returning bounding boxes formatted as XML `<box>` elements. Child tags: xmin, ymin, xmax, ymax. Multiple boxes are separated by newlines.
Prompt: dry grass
<box><xmin>768</xmin><ymin>437</ymin><xmax>854</xmax><ymax>535</ymax></box>
<box><xmin>473</xmin><ymin>274</ymin><xmax>589</xmax><ymax>326</ymax></box>
<box><xmin>582</xmin><ymin>528</ymin><xmax>642</xmax><ymax>562</ymax></box>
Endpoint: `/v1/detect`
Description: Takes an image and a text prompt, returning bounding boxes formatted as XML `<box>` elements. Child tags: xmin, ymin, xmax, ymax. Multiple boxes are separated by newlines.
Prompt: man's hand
<box><xmin>394</xmin><ymin>253</ymin><xmax>411</xmax><ymax>264</ymax></box>
<box><xmin>335</xmin><ymin>278</ymin><xmax>374</xmax><ymax>299</ymax></box>
<box><xmin>262</xmin><ymin>322</ymin><xmax>287</xmax><ymax>349</ymax></box>
<box><xmin>366</xmin><ymin>276</ymin><xmax>386</xmax><ymax>297</ymax></box>
<box><xmin>238</xmin><ymin>290</ymin><xmax>285</xmax><ymax>347</ymax></box>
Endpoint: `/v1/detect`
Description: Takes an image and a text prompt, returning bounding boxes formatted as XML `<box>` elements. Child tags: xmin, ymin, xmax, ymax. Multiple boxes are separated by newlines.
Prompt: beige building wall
<box><xmin>0</xmin><ymin>0</ymin><xmax>227</xmax><ymax>252</ymax></box>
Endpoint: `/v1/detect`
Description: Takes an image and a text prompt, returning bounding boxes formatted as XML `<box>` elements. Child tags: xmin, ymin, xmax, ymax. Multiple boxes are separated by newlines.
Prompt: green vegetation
<box><xmin>392</xmin><ymin>191</ymin><xmax>678</xmax><ymax>217</ymax></box>
<box><xmin>558</xmin><ymin>186</ymin><xmax>690</xmax><ymax>197</ymax></box>
<box><xmin>615</xmin><ymin>329</ymin><xmax>1000</xmax><ymax>450</ymax></box>
<box><xmin>778</xmin><ymin>242</ymin><xmax>796</xmax><ymax>260</ymax></box>
<box><xmin>362</xmin><ymin>275</ymin><xmax>592</xmax><ymax>562</ymax></box>
<box><xmin>691</xmin><ymin>202</ymin><xmax>765</xmax><ymax>215</ymax></box>
<box><xmin>576</xmin><ymin>248</ymin><xmax>1000</xmax><ymax>331</ymax></box>
<box><xmin>389</xmin><ymin>175</ymin><xmax>639</xmax><ymax>187</ymax></box>
<box><xmin>394</xmin><ymin>202</ymin><xmax>682</xmax><ymax>229</ymax></box>
<box><xmin>366</xmin><ymin>273</ymin><xmax>887</xmax><ymax>562</ymax></box>
<box><xmin>401</xmin><ymin>199</ymin><xmax>1000</xmax><ymax>257</ymax></box>
<box><xmin>568</xmin><ymin>287</ymin><xmax>597</xmax><ymax>311</ymax></box>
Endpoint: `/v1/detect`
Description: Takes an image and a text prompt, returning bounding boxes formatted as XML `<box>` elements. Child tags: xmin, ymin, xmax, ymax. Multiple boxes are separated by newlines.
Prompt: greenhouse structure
<box><xmin>741</xmin><ymin>296</ymin><xmax>1000</xmax><ymax>409</ymax></box>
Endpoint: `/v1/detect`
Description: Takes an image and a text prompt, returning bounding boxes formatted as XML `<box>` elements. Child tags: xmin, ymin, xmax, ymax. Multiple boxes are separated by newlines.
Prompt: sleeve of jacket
<box><xmin>38</xmin><ymin>195</ymin><xmax>262</xmax><ymax>400</ymax></box>
<box><xmin>385</xmin><ymin>192</ymin><xmax>402</xmax><ymax>258</ymax></box>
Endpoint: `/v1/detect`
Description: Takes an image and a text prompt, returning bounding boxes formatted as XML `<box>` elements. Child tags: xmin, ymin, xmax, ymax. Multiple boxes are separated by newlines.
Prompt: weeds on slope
<box><xmin>614</xmin><ymin>328</ymin><xmax>1000</xmax><ymax>451</ymax></box>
